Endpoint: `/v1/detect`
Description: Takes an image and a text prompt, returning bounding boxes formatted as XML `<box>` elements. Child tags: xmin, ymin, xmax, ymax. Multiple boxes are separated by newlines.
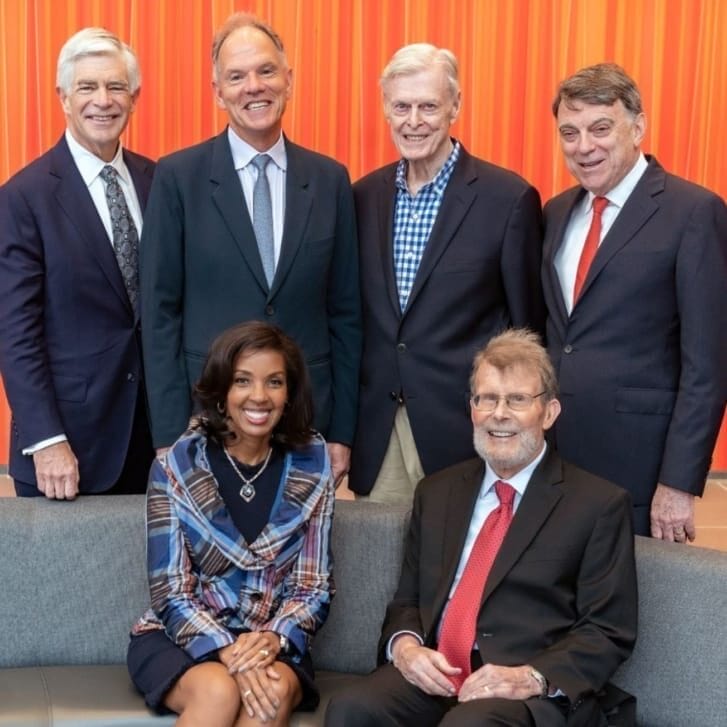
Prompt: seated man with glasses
<box><xmin>326</xmin><ymin>328</ymin><xmax>637</xmax><ymax>726</ymax></box>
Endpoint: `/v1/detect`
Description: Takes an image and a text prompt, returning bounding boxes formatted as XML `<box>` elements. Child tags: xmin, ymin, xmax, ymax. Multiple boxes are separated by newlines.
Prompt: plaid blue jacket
<box><xmin>131</xmin><ymin>428</ymin><xmax>335</xmax><ymax>660</ymax></box>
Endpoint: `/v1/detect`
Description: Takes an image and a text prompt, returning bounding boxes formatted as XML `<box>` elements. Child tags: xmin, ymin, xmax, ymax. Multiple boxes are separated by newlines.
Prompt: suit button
<box><xmin>389</xmin><ymin>391</ymin><xmax>398</xmax><ymax>400</ymax></box>
<box><xmin>265</xmin><ymin>305</ymin><xmax>274</xmax><ymax>316</ymax></box>
<box><xmin>127</xmin><ymin>373</ymin><xmax>135</xmax><ymax>382</ymax></box>
<box><xmin>396</xmin><ymin>342</ymin><xmax>407</xmax><ymax>353</ymax></box>
<box><xmin>563</xmin><ymin>344</ymin><xmax>573</xmax><ymax>354</ymax></box>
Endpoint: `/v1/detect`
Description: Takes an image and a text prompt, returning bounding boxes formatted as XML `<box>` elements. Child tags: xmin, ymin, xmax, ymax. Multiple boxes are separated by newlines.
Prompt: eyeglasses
<box><xmin>470</xmin><ymin>391</ymin><xmax>547</xmax><ymax>412</ymax></box>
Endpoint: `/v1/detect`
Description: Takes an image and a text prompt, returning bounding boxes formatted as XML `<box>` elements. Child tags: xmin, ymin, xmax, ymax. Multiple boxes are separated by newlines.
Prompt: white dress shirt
<box><xmin>227</xmin><ymin>127</ymin><xmax>287</xmax><ymax>268</ymax></box>
<box><xmin>554</xmin><ymin>153</ymin><xmax>648</xmax><ymax>314</ymax></box>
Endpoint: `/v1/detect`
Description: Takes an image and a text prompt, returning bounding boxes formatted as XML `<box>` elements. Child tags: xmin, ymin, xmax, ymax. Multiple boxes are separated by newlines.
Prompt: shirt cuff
<box><xmin>22</xmin><ymin>434</ymin><xmax>68</xmax><ymax>455</ymax></box>
<box><xmin>386</xmin><ymin>630</ymin><xmax>423</xmax><ymax>662</ymax></box>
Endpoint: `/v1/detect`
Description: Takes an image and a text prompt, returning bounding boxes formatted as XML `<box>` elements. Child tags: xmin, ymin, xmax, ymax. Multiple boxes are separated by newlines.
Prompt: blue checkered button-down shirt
<box><xmin>393</xmin><ymin>141</ymin><xmax>461</xmax><ymax>310</ymax></box>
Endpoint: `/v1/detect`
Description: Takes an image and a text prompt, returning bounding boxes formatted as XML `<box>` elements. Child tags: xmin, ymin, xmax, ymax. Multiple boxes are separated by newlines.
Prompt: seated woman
<box><xmin>127</xmin><ymin>321</ymin><xmax>335</xmax><ymax>727</ymax></box>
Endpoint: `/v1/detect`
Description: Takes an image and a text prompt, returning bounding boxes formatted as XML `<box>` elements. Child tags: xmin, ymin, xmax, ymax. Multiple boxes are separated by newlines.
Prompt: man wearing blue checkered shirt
<box><xmin>349</xmin><ymin>43</ymin><xmax>545</xmax><ymax>503</ymax></box>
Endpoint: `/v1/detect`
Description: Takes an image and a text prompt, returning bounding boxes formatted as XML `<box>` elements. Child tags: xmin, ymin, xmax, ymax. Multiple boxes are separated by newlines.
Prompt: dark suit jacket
<box><xmin>0</xmin><ymin>136</ymin><xmax>155</xmax><ymax>491</ymax></box>
<box><xmin>140</xmin><ymin>131</ymin><xmax>361</xmax><ymax>448</ymax></box>
<box><xmin>380</xmin><ymin>449</ymin><xmax>637</xmax><ymax>721</ymax></box>
<box><xmin>349</xmin><ymin>145</ymin><xmax>545</xmax><ymax>494</ymax></box>
<box><xmin>543</xmin><ymin>156</ymin><xmax>727</xmax><ymax>513</ymax></box>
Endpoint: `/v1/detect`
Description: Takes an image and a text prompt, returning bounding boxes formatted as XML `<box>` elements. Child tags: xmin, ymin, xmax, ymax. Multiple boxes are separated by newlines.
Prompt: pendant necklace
<box><xmin>223</xmin><ymin>445</ymin><xmax>273</xmax><ymax>503</ymax></box>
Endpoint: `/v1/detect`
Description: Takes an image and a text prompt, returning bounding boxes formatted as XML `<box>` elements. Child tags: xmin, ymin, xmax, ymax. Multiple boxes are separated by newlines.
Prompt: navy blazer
<box><xmin>140</xmin><ymin>131</ymin><xmax>361</xmax><ymax>448</ymax></box>
<box><xmin>381</xmin><ymin>449</ymin><xmax>637</xmax><ymax>719</ymax></box>
<box><xmin>0</xmin><ymin>136</ymin><xmax>155</xmax><ymax>491</ymax></box>
<box><xmin>543</xmin><ymin>156</ymin><xmax>727</xmax><ymax>512</ymax></box>
<box><xmin>349</xmin><ymin>146</ymin><xmax>544</xmax><ymax>494</ymax></box>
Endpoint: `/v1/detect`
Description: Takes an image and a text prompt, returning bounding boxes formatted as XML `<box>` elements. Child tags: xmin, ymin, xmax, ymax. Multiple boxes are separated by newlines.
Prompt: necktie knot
<box><xmin>494</xmin><ymin>480</ymin><xmax>515</xmax><ymax>507</ymax></box>
<box><xmin>592</xmin><ymin>195</ymin><xmax>608</xmax><ymax>216</ymax></box>
<box><xmin>100</xmin><ymin>164</ymin><xmax>117</xmax><ymax>183</ymax></box>
<box><xmin>251</xmin><ymin>154</ymin><xmax>271</xmax><ymax>172</ymax></box>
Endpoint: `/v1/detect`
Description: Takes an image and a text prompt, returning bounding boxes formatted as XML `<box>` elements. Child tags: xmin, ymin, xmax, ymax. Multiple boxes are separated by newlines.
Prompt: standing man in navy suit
<box><xmin>349</xmin><ymin>44</ymin><xmax>544</xmax><ymax>504</ymax></box>
<box><xmin>0</xmin><ymin>28</ymin><xmax>155</xmax><ymax>498</ymax></box>
<box><xmin>140</xmin><ymin>13</ymin><xmax>360</xmax><ymax>483</ymax></box>
<box><xmin>543</xmin><ymin>63</ymin><xmax>727</xmax><ymax>539</ymax></box>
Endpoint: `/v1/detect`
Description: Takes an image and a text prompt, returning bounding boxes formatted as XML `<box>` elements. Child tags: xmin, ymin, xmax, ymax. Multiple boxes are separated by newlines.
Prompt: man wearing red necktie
<box><xmin>326</xmin><ymin>329</ymin><xmax>637</xmax><ymax>726</ymax></box>
<box><xmin>543</xmin><ymin>63</ymin><xmax>727</xmax><ymax>541</ymax></box>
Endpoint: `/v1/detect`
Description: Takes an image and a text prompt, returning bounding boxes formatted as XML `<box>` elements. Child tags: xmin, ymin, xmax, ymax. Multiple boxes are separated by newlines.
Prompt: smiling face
<box><xmin>225</xmin><ymin>348</ymin><xmax>288</xmax><ymax>449</ymax></box>
<box><xmin>557</xmin><ymin>99</ymin><xmax>645</xmax><ymax>196</ymax></box>
<box><xmin>471</xmin><ymin>362</ymin><xmax>560</xmax><ymax>479</ymax></box>
<box><xmin>59</xmin><ymin>53</ymin><xmax>138</xmax><ymax>162</ymax></box>
<box><xmin>213</xmin><ymin>25</ymin><xmax>292</xmax><ymax>151</ymax></box>
<box><xmin>383</xmin><ymin>66</ymin><xmax>460</xmax><ymax>171</ymax></box>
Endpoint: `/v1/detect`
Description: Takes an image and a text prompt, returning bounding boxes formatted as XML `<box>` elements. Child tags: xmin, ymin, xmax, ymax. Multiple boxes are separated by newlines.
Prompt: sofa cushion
<box><xmin>612</xmin><ymin>536</ymin><xmax>727</xmax><ymax>727</ymax></box>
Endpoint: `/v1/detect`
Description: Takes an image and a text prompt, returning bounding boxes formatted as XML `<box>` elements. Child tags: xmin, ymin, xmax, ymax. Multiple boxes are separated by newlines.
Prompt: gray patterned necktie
<box><xmin>251</xmin><ymin>154</ymin><xmax>275</xmax><ymax>286</ymax></box>
<box><xmin>100</xmin><ymin>165</ymin><xmax>139</xmax><ymax>314</ymax></box>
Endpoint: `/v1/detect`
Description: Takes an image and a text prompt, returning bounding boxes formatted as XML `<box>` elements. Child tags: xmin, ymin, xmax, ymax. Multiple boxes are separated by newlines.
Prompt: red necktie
<box><xmin>438</xmin><ymin>480</ymin><xmax>515</xmax><ymax>691</ymax></box>
<box><xmin>573</xmin><ymin>196</ymin><xmax>608</xmax><ymax>303</ymax></box>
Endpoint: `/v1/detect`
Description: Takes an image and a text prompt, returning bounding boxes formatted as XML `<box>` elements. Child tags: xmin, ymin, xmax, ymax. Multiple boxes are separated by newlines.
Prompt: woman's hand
<box><xmin>236</xmin><ymin>664</ymin><xmax>283</xmax><ymax>722</ymax></box>
<box><xmin>222</xmin><ymin>630</ymin><xmax>281</xmax><ymax>674</ymax></box>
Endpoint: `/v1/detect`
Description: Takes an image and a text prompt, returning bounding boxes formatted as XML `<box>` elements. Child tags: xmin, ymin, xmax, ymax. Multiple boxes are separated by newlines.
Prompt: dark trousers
<box><xmin>324</xmin><ymin>663</ymin><xmax>582</xmax><ymax>727</ymax></box>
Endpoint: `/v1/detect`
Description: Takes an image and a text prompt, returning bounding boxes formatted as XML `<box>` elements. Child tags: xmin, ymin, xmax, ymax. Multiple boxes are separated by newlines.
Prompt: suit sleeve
<box><xmin>500</xmin><ymin>184</ymin><xmax>546</xmax><ymax>337</ymax></box>
<box><xmin>140</xmin><ymin>160</ymin><xmax>193</xmax><ymax>448</ymax></box>
<box><xmin>529</xmin><ymin>489</ymin><xmax>637</xmax><ymax>703</ymax></box>
<box><xmin>323</xmin><ymin>166</ymin><xmax>362</xmax><ymax>445</ymax></box>
<box><xmin>0</xmin><ymin>182</ymin><xmax>65</xmax><ymax>448</ymax></box>
<box><xmin>377</xmin><ymin>485</ymin><xmax>426</xmax><ymax>663</ymax></box>
<box><xmin>659</xmin><ymin>193</ymin><xmax>727</xmax><ymax>493</ymax></box>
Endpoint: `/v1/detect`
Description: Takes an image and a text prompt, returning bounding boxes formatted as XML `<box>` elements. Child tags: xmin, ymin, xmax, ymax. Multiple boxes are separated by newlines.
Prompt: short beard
<box><xmin>473</xmin><ymin>425</ymin><xmax>541</xmax><ymax>476</ymax></box>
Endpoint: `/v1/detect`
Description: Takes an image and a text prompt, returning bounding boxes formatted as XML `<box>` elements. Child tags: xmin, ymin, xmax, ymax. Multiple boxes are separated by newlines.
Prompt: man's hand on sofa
<box><xmin>391</xmin><ymin>635</ymin><xmax>460</xmax><ymax>697</ymax></box>
<box><xmin>650</xmin><ymin>484</ymin><xmax>695</xmax><ymax>543</ymax></box>
<box><xmin>33</xmin><ymin>441</ymin><xmax>79</xmax><ymax>499</ymax></box>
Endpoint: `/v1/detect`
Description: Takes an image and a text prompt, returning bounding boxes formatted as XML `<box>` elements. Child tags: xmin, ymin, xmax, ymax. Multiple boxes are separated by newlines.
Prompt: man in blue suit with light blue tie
<box><xmin>140</xmin><ymin>13</ymin><xmax>360</xmax><ymax>483</ymax></box>
<box><xmin>0</xmin><ymin>28</ymin><xmax>155</xmax><ymax>498</ymax></box>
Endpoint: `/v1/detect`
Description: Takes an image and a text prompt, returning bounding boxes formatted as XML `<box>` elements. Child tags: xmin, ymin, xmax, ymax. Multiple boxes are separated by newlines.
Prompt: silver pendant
<box><xmin>240</xmin><ymin>483</ymin><xmax>256</xmax><ymax>503</ymax></box>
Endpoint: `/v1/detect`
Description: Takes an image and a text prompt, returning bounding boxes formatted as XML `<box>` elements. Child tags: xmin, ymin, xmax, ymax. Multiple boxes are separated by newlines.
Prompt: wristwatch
<box><xmin>529</xmin><ymin>667</ymin><xmax>549</xmax><ymax>698</ymax></box>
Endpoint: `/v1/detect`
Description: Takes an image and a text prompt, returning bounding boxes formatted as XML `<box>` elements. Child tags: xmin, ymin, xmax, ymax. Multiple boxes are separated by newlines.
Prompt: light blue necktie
<box><xmin>251</xmin><ymin>154</ymin><xmax>275</xmax><ymax>286</ymax></box>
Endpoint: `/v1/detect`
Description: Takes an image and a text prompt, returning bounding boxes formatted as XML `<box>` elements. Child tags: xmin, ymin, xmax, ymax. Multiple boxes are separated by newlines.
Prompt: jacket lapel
<box><xmin>50</xmin><ymin>137</ymin><xmax>131</xmax><ymax>314</ymax></box>
<box><xmin>209</xmin><ymin>131</ymin><xmax>269</xmax><ymax>295</ymax></box>
<box><xmin>429</xmin><ymin>459</ymin><xmax>486</xmax><ymax>629</ymax></box>
<box><xmin>375</xmin><ymin>166</ymin><xmax>402</xmax><ymax>317</ymax></box>
<box><xmin>274</xmin><ymin>138</ymin><xmax>313</xmax><ymax>297</ymax></box>
<box><xmin>403</xmin><ymin>148</ymin><xmax>476</xmax><ymax>315</ymax></box>
<box><xmin>481</xmin><ymin>449</ymin><xmax>564</xmax><ymax>603</ymax></box>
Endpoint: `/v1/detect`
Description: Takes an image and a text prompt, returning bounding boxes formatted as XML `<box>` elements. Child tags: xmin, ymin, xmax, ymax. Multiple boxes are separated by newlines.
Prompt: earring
<box><xmin>216</xmin><ymin>401</ymin><xmax>226</xmax><ymax>416</ymax></box>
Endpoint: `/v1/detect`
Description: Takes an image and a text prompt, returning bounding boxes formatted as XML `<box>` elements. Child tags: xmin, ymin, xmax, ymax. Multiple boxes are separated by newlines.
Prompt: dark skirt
<box><xmin>127</xmin><ymin>629</ymin><xmax>319</xmax><ymax>714</ymax></box>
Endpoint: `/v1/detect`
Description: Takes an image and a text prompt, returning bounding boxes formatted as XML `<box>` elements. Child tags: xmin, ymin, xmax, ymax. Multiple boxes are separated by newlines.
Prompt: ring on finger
<box><xmin>259</xmin><ymin>648</ymin><xmax>270</xmax><ymax>657</ymax></box>
<box><xmin>243</xmin><ymin>689</ymin><xmax>253</xmax><ymax>699</ymax></box>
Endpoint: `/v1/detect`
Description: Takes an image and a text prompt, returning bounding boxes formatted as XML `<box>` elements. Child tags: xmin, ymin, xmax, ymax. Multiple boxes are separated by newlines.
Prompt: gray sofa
<box><xmin>0</xmin><ymin>496</ymin><xmax>725</xmax><ymax>726</ymax></box>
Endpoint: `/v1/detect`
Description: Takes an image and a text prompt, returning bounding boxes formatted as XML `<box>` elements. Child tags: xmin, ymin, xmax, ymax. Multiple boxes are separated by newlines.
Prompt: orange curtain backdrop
<box><xmin>1</xmin><ymin>0</ymin><xmax>726</xmax><ymax>468</ymax></box>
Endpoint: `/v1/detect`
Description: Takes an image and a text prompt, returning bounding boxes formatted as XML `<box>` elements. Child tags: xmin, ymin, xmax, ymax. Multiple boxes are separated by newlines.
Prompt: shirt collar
<box><xmin>65</xmin><ymin>129</ymin><xmax>128</xmax><ymax>187</ymax></box>
<box><xmin>395</xmin><ymin>139</ymin><xmax>461</xmax><ymax>194</ymax></box>
<box><xmin>481</xmin><ymin>442</ymin><xmax>548</xmax><ymax>500</ymax></box>
<box><xmin>227</xmin><ymin>127</ymin><xmax>288</xmax><ymax>172</ymax></box>
<box><xmin>584</xmin><ymin>152</ymin><xmax>648</xmax><ymax>212</ymax></box>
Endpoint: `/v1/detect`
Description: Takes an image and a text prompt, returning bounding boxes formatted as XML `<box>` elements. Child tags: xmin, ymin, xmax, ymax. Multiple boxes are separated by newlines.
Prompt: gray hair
<box><xmin>470</xmin><ymin>329</ymin><xmax>558</xmax><ymax>400</ymax></box>
<box><xmin>552</xmin><ymin>63</ymin><xmax>643</xmax><ymax>118</ymax></box>
<box><xmin>380</xmin><ymin>43</ymin><xmax>460</xmax><ymax>99</ymax></box>
<box><xmin>56</xmin><ymin>27</ymin><xmax>140</xmax><ymax>94</ymax></box>
<box><xmin>212</xmin><ymin>13</ymin><xmax>287</xmax><ymax>81</ymax></box>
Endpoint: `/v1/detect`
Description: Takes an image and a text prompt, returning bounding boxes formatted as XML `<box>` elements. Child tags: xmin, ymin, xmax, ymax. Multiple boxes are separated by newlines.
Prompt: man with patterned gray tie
<box><xmin>0</xmin><ymin>28</ymin><xmax>155</xmax><ymax>498</ymax></box>
<box><xmin>140</xmin><ymin>13</ymin><xmax>360</xmax><ymax>482</ymax></box>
